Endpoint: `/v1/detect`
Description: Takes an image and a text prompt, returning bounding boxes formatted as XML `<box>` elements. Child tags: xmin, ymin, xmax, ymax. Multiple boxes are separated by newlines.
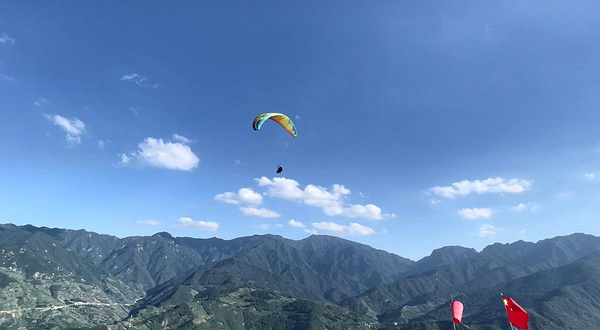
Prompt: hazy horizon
<box><xmin>4</xmin><ymin>222</ymin><xmax>593</xmax><ymax>261</ymax></box>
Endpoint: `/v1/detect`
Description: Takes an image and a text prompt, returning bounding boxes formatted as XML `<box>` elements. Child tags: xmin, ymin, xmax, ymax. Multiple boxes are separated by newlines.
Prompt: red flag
<box><xmin>450</xmin><ymin>300</ymin><xmax>464</xmax><ymax>324</ymax></box>
<box><xmin>502</xmin><ymin>296</ymin><xmax>529</xmax><ymax>329</ymax></box>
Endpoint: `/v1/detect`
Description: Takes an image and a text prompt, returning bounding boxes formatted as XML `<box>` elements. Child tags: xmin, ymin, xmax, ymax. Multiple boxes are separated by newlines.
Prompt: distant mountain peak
<box><xmin>152</xmin><ymin>231</ymin><xmax>173</xmax><ymax>239</ymax></box>
<box><xmin>481</xmin><ymin>240</ymin><xmax>535</xmax><ymax>255</ymax></box>
<box><xmin>429</xmin><ymin>245</ymin><xmax>478</xmax><ymax>256</ymax></box>
<box><xmin>402</xmin><ymin>245</ymin><xmax>479</xmax><ymax>277</ymax></box>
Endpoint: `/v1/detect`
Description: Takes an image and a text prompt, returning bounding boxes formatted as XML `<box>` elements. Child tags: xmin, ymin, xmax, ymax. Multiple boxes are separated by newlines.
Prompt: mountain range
<box><xmin>0</xmin><ymin>223</ymin><xmax>598</xmax><ymax>329</ymax></box>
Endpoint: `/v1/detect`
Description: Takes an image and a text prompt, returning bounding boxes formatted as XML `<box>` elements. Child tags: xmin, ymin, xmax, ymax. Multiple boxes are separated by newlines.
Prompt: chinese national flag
<box><xmin>502</xmin><ymin>296</ymin><xmax>529</xmax><ymax>329</ymax></box>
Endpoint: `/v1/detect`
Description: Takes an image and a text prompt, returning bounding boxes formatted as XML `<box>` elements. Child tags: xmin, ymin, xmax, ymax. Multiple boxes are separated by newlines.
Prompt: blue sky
<box><xmin>1</xmin><ymin>1</ymin><xmax>600</xmax><ymax>260</ymax></box>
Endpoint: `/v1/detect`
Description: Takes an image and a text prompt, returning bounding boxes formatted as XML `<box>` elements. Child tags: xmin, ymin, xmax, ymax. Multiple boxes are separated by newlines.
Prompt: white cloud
<box><xmin>275</xmin><ymin>224</ymin><xmax>283</xmax><ymax>228</ymax></box>
<box><xmin>288</xmin><ymin>219</ymin><xmax>305</xmax><ymax>228</ymax></box>
<box><xmin>478</xmin><ymin>223</ymin><xmax>503</xmax><ymax>237</ymax></box>
<box><xmin>136</xmin><ymin>220</ymin><xmax>160</xmax><ymax>226</ymax></box>
<box><xmin>120</xmin><ymin>153</ymin><xmax>131</xmax><ymax>164</ymax></box>
<box><xmin>119</xmin><ymin>136</ymin><xmax>199</xmax><ymax>171</ymax></box>
<box><xmin>458</xmin><ymin>208</ymin><xmax>493</xmax><ymax>220</ymax></box>
<box><xmin>252</xmin><ymin>224</ymin><xmax>271</xmax><ymax>230</ymax></box>
<box><xmin>430</xmin><ymin>177</ymin><xmax>532</xmax><ymax>199</ymax></box>
<box><xmin>341</xmin><ymin>204</ymin><xmax>395</xmax><ymax>219</ymax></box>
<box><xmin>121</xmin><ymin>73</ymin><xmax>159</xmax><ymax>88</ymax></box>
<box><xmin>0</xmin><ymin>74</ymin><xmax>15</xmax><ymax>82</ymax></box>
<box><xmin>172</xmin><ymin>134</ymin><xmax>191</xmax><ymax>144</ymax></box>
<box><xmin>304</xmin><ymin>228</ymin><xmax>318</xmax><ymax>235</ymax></box>
<box><xmin>97</xmin><ymin>140</ymin><xmax>106</xmax><ymax>150</ymax></box>
<box><xmin>121</xmin><ymin>73</ymin><xmax>140</xmax><ymax>81</ymax></box>
<box><xmin>234</xmin><ymin>159</ymin><xmax>241</xmax><ymax>164</ymax></box>
<box><xmin>240</xmin><ymin>207</ymin><xmax>280</xmax><ymax>218</ymax></box>
<box><xmin>429</xmin><ymin>199</ymin><xmax>441</xmax><ymax>205</ymax></box>
<box><xmin>44</xmin><ymin>114</ymin><xmax>86</xmax><ymax>145</ymax></box>
<box><xmin>0</xmin><ymin>33</ymin><xmax>15</xmax><ymax>45</ymax></box>
<box><xmin>511</xmin><ymin>202</ymin><xmax>538</xmax><ymax>212</ymax></box>
<box><xmin>311</xmin><ymin>222</ymin><xmax>375</xmax><ymax>236</ymax></box>
<box><xmin>585</xmin><ymin>173</ymin><xmax>596</xmax><ymax>180</ymax></box>
<box><xmin>34</xmin><ymin>97</ymin><xmax>50</xmax><ymax>106</ymax></box>
<box><xmin>215</xmin><ymin>188</ymin><xmax>263</xmax><ymax>205</ymax></box>
<box><xmin>173</xmin><ymin>217</ymin><xmax>218</xmax><ymax>231</ymax></box>
<box><xmin>519</xmin><ymin>230</ymin><xmax>526</xmax><ymax>234</ymax></box>
<box><xmin>255</xmin><ymin>177</ymin><xmax>392</xmax><ymax>220</ymax></box>
<box><xmin>295</xmin><ymin>115</ymin><xmax>300</xmax><ymax>120</ymax></box>
<box><xmin>129</xmin><ymin>107</ymin><xmax>139</xmax><ymax>116</ymax></box>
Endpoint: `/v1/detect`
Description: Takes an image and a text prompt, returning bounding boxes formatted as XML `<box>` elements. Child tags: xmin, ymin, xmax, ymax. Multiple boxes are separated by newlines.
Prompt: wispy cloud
<box><xmin>511</xmin><ymin>202</ymin><xmax>538</xmax><ymax>212</ymax></box>
<box><xmin>129</xmin><ymin>107</ymin><xmax>139</xmax><ymax>116</ymax></box>
<box><xmin>34</xmin><ymin>97</ymin><xmax>51</xmax><ymax>106</ymax></box>
<box><xmin>585</xmin><ymin>173</ymin><xmax>596</xmax><ymax>180</ymax></box>
<box><xmin>252</xmin><ymin>224</ymin><xmax>271</xmax><ymax>230</ymax></box>
<box><xmin>97</xmin><ymin>140</ymin><xmax>106</xmax><ymax>150</ymax></box>
<box><xmin>0</xmin><ymin>74</ymin><xmax>15</xmax><ymax>82</ymax></box>
<box><xmin>478</xmin><ymin>223</ymin><xmax>503</xmax><ymax>237</ymax></box>
<box><xmin>240</xmin><ymin>207</ymin><xmax>280</xmax><ymax>218</ymax></box>
<box><xmin>458</xmin><ymin>207</ymin><xmax>492</xmax><ymax>220</ymax></box>
<box><xmin>430</xmin><ymin>177</ymin><xmax>532</xmax><ymax>199</ymax></box>
<box><xmin>0</xmin><ymin>33</ymin><xmax>15</xmax><ymax>45</ymax></box>
<box><xmin>288</xmin><ymin>219</ymin><xmax>305</xmax><ymax>228</ymax></box>
<box><xmin>121</xmin><ymin>73</ymin><xmax>139</xmax><ymax>81</ymax></box>
<box><xmin>136</xmin><ymin>220</ymin><xmax>160</xmax><ymax>226</ymax></box>
<box><xmin>172</xmin><ymin>217</ymin><xmax>218</xmax><ymax>231</ymax></box>
<box><xmin>121</xmin><ymin>73</ymin><xmax>160</xmax><ymax>88</ymax></box>
<box><xmin>172</xmin><ymin>134</ymin><xmax>192</xmax><ymax>144</ymax></box>
<box><xmin>215</xmin><ymin>188</ymin><xmax>263</xmax><ymax>205</ymax></box>
<box><xmin>255</xmin><ymin>177</ymin><xmax>394</xmax><ymax>220</ymax></box>
<box><xmin>310</xmin><ymin>221</ymin><xmax>375</xmax><ymax>236</ymax></box>
<box><xmin>119</xmin><ymin>136</ymin><xmax>199</xmax><ymax>171</ymax></box>
<box><xmin>44</xmin><ymin>114</ymin><xmax>86</xmax><ymax>145</ymax></box>
<box><xmin>519</xmin><ymin>230</ymin><xmax>526</xmax><ymax>234</ymax></box>
<box><xmin>295</xmin><ymin>115</ymin><xmax>300</xmax><ymax>120</ymax></box>
<box><xmin>429</xmin><ymin>199</ymin><xmax>441</xmax><ymax>205</ymax></box>
<box><xmin>557</xmin><ymin>191</ymin><xmax>573</xmax><ymax>199</ymax></box>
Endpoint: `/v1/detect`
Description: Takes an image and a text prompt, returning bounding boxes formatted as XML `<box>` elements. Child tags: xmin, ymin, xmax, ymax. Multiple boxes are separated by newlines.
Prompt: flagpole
<box><xmin>451</xmin><ymin>295</ymin><xmax>456</xmax><ymax>330</ymax></box>
<box><xmin>501</xmin><ymin>293</ymin><xmax>510</xmax><ymax>330</ymax></box>
<box><xmin>501</xmin><ymin>293</ymin><xmax>517</xmax><ymax>330</ymax></box>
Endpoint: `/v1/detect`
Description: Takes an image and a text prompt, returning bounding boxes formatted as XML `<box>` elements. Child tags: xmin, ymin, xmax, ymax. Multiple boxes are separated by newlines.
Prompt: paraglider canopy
<box><xmin>450</xmin><ymin>300</ymin><xmax>464</xmax><ymax>325</ymax></box>
<box><xmin>252</xmin><ymin>113</ymin><xmax>298</xmax><ymax>138</ymax></box>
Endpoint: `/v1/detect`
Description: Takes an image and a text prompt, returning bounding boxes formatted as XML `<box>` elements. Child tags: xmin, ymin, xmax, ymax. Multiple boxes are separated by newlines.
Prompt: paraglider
<box><xmin>252</xmin><ymin>113</ymin><xmax>298</xmax><ymax>138</ymax></box>
<box><xmin>252</xmin><ymin>113</ymin><xmax>297</xmax><ymax>174</ymax></box>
